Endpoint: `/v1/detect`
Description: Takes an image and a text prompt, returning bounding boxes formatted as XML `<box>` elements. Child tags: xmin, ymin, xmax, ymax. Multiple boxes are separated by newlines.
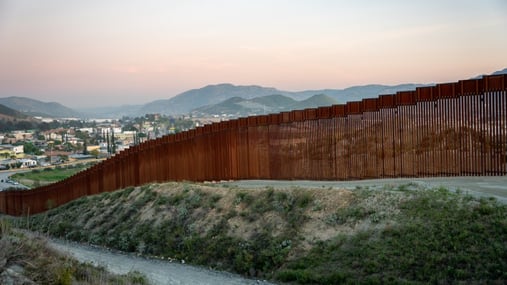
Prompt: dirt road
<box><xmin>225</xmin><ymin>176</ymin><xmax>507</xmax><ymax>203</ymax></box>
<box><xmin>49</xmin><ymin>239</ymin><xmax>274</xmax><ymax>285</ymax></box>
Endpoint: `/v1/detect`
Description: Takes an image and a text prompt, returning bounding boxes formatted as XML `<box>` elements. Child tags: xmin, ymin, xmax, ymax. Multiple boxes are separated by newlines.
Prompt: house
<box><xmin>19</xmin><ymin>158</ymin><xmax>37</xmax><ymax>168</ymax></box>
<box><xmin>0</xmin><ymin>144</ymin><xmax>24</xmax><ymax>157</ymax></box>
<box><xmin>78</xmin><ymin>127</ymin><xmax>95</xmax><ymax>134</ymax></box>
<box><xmin>11</xmin><ymin>130</ymin><xmax>34</xmax><ymax>141</ymax></box>
<box><xmin>69</xmin><ymin>154</ymin><xmax>95</xmax><ymax>160</ymax></box>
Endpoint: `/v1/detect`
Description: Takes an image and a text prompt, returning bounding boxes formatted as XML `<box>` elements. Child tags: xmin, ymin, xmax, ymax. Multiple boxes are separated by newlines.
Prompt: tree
<box><xmin>106</xmin><ymin>130</ymin><xmax>110</xmax><ymax>154</ymax></box>
<box><xmin>83</xmin><ymin>140</ymin><xmax>89</xmax><ymax>155</ymax></box>
<box><xmin>23</xmin><ymin>142</ymin><xmax>43</xmax><ymax>155</ymax></box>
<box><xmin>111</xmin><ymin>128</ymin><xmax>116</xmax><ymax>154</ymax></box>
<box><xmin>134</xmin><ymin>132</ymin><xmax>146</xmax><ymax>144</ymax></box>
<box><xmin>90</xmin><ymin>149</ymin><xmax>99</xmax><ymax>158</ymax></box>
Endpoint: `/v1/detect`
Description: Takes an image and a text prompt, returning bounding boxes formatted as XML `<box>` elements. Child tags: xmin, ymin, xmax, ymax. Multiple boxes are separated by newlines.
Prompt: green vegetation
<box><xmin>22</xmin><ymin>141</ymin><xmax>44</xmax><ymax>155</ymax></box>
<box><xmin>11</xmin><ymin>163</ymin><xmax>93</xmax><ymax>186</ymax></box>
<box><xmin>0</xmin><ymin>218</ymin><xmax>150</xmax><ymax>285</ymax></box>
<box><xmin>277</xmin><ymin>187</ymin><xmax>507</xmax><ymax>284</ymax></box>
<box><xmin>10</xmin><ymin>183</ymin><xmax>507</xmax><ymax>284</ymax></box>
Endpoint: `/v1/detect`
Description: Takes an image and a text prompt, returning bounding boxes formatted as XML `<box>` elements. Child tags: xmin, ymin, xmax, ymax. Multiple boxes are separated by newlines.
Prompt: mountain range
<box><xmin>1</xmin><ymin>68</ymin><xmax>505</xmax><ymax>119</ymax></box>
<box><xmin>192</xmin><ymin>94</ymin><xmax>339</xmax><ymax>117</ymax></box>
<box><xmin>88</xmin><ymin>82</ymin><xmax>427</xmax><ymax>118</ymax></box>
<box><xmin>136</xmin><ymin>83</ymin><xmax>426</xmax><ymax>117</ymax></box>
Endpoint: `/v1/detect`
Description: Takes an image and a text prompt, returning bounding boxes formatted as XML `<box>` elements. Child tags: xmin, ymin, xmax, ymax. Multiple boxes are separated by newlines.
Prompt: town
<box><xmin>0</xmin><ymin>114</ymin><xmax>203</xmax><ymax>170</ymax></box>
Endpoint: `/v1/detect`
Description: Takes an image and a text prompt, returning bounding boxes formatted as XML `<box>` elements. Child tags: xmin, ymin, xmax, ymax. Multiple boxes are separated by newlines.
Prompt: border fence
<box><xmin>1</xmin><ymin>74</ymin><xmax>506</xmax><ymax>215</ymax></box>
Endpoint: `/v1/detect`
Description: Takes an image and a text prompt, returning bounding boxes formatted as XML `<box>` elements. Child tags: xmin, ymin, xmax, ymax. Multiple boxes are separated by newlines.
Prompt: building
<box><xmin>19</xmin><ymin>158</ymin><xmax>37</xmax><ymax>168</ymax></box>
<box><xmin>0</xmin><ymin>144</ymin><xmax>24</xmax><ymax>157</ymax></box>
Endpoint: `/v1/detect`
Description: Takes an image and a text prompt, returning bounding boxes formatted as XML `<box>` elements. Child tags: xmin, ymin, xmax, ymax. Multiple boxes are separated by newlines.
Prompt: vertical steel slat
<box><xmin>4</xmin><ymin>75</ymin><xmax>507</xmax><ymax>216</ymax></box>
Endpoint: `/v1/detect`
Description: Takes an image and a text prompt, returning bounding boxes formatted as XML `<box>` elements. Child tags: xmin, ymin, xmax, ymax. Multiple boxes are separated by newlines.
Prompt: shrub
<box><xmin>235</xmin><ymin>191</ymin><xmax>254</xmax><ymax>205</ymax></box>
<box><xmin>0</xmin><ymin>218</ymin><xmax>11</xmax><ymax>237</ymax></box>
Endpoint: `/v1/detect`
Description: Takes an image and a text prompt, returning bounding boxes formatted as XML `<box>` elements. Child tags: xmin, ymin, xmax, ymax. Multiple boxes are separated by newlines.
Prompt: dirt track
<box><xmin>225</xmin><ymin>176</ymin><xmax>507</xmax><ymax>203</ymax></box>
<box><xmin>49</xmin><ymin>239</ymin><xmax>274</xmax><ymax>285</ymax></box>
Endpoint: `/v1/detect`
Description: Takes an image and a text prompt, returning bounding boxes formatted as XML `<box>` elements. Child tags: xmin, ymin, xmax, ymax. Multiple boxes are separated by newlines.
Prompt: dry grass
<box><xmin>14</xmin><ymin>181</ymin><xmax>505</xmax><ymax>283</ymax></box>
<box><xmin>0</xmin><ymin>218</ymin><xmax>149</xmax><ymax>285</ymax></box>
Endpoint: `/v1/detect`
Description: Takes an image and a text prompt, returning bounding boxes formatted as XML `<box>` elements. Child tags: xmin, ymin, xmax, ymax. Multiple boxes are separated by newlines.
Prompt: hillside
<box><xmin>14</xmin><ymin>182</ymin><xmax>507</xmax><ymax>284</ymax></box>
<box><xmin>137</xmin><ymin>84</ymin><xmax>288</xmax><ymax>116</ymax></box>
<box><xmin>136</xmin><ymin>83</ymin><xmax>426</xmax><ymax>116</ymax></box>
<box><xmin>192</xmin><ymin>94</ymin><xmax>338</xmax><ymax>117</ymax></box>
<box><xmin>79</xmin><ymin>104</ymin><xmax>144</xmax><ymax>119</ymax></box>
<box><xmin>0</xmin><ymin>103</ymin><xmax>30</xmax><ymax>120</ymax></box>
<box><xmin>289</xmin><ymin>94</ymin><xmax>338</xmax><ymax>110</ymax></box>
<box><xmin>0</xmin><ymin>96</ymin><xmax>80</xmax><ymax>118</ymax></box>
<box><xmin>492</xmin><ymin>68</ymin><xmax>507</xmax><ymax>75</ymax></box>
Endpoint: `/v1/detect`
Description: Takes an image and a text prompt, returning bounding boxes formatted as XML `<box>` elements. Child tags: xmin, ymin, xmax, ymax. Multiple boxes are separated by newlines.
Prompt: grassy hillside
<box><xmin>12</xmin><ymin>182</ymin><xmax>507</xmax><ymax>284</ymax></box>
<box><xmin>0</xmin><ymin>103</ymin><xmax>29</xmax><ymax>119</ymax></box>
<box><xmin>0</xmin><ymin>96</ymin><xmax>80</xmax><ymax>118</ymax></box>
<box><xmin>289</xmin><ymin>94</ymin><xmax>338</xmax><ymax>110</ymax></box>
<box><xmin>192</xmin><ymin>93</ymin><xmax>338</xmax><ymax>117</ymax></box>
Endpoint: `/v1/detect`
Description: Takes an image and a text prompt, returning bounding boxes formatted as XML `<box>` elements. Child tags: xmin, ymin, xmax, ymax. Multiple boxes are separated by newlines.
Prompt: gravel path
<box><xmin>224</xmin><ymin>176</ymin><xmax>507</xmax><ymax>203</ymax></box>
<box><xmin>48</xmin><ymin>239</ymin><xmax>274</xmax><ymax>285</ymax></box>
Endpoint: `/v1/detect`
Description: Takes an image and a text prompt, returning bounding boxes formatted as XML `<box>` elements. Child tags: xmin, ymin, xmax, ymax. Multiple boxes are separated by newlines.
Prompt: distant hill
<box><xmin>0</xmin><ymin>103</ymin><xmax>31</xmax><ymax>121</ymax></box>
<box><xmin>0</xmin><ymin>96</ymin><xmax>81</xmax><ymax>118</ymax></box>
<box><xmin>192</xmin><ymin>94</ymin><xmax>338</xmax><ymax>117</ymax></box>
<box><xmin>471</xmin><ymin>67</ymin><xmax>507</xmax><ymax>79</ymax></box>
<box><xmin>137</xmin><ymin>84</ymin><xmax>291</xmax><ymax>116</ymax></box>
<box><xmin>491</xmin><ymin>68</ymin><xmax>507</xmax><ymax>76</ymax></box>
<box><xmin>138</xmin><ymin>83</ymin><xmax>427</xmax><ymax>116</ymax></box>
<box><xmin>79</xmin><ymin>104</ymin><xmax>144</xmax><ymax>119</ymax></box>
<box><xmin>328</xmin><ymin>84</ymin><xmax>426</xmax><ymax>102</ymax></box>
<box><xmin>290</xmin><ymin>94</ymin><xmax>339</xmax><ymax>111</ymax></box>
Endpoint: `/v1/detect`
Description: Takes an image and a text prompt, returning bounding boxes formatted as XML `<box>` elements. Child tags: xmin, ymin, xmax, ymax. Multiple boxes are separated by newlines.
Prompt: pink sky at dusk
<box><xmin>0</xmin><ymin>0</ymin><xmax>506</xmax><ymax>108</ymax></box>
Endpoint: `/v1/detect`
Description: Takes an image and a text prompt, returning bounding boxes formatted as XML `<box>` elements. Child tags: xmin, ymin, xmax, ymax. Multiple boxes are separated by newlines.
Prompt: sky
<box><xmin>0</xmin><ymin>0</ymin><xmax>506</xmax><ymax>108</ymax></box>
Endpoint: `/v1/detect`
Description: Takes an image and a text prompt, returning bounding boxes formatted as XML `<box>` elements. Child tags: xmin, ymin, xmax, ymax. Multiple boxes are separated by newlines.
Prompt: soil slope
<box><xmin>13</xmin><ymin>181</ymin><xmax>507</xmax><ymax>284</ymax></box>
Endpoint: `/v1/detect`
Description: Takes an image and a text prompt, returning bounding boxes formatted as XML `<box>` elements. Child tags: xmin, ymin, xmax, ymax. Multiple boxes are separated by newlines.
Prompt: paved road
<box><xmin>0</xmin><ymin>170</ymin><xmax>29</xmax><ymax>191</ymax></box>
<box><xmin>225</xmin><ymin>176</ymin><xmax>507</xmax><ymax>203</ymax></box>
<box><xmin>49</xmin><ymin>239</ymin><xmax>274</xmax><ymax>285</ymax></box>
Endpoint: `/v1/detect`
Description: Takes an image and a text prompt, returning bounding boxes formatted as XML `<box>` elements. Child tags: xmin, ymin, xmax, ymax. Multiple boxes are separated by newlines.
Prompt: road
<box><xmin>48</xmin><ymin>239</ymin><xmax>274</xmax><ymax>285</ymax></box>
<box><xmin>225</xmin><ymin>176</ymin><xmax>507</xmax><ymax>203</ymax></box>
<box><xmin>0</xmin><ymin>159</ymin><xmax>102</xmax><ymax>191</ymax></box>
<box><xmin>0</xmin><ymin>170</ymin><xmax>29</xmax><ymax>191</ymax></box>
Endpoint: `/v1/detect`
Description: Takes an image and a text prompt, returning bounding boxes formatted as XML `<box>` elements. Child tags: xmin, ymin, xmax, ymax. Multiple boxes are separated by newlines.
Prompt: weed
<box><xmin>155</xmin><ymin>195</ymin><xmax>170</xmax><ymax>206</ymax></box>
<box><xmin>312</xmin><ymin>200</ymin><xmax>323</xmax><ymax>211</ymax></box>
<box><xmin>235</xmin><ymin>191</ymin><xmax>254</xmax><ymax>205</ymax></box>
<box><xmin>281</xmin><ymin>187</ymin><xmax>507</xmax><ymax>284</ymax></box>
<box><xmin>0</xmin><ymin>218</ymin><xmax>12</xmax><ymax>237</ymax></box>
<box><xmin>208</xmin><ymin>194</ymin><xmax>222</xmax><ymax>209</ymax></box>
<box><xmin>0</xmin><ymin>229</ymin><xmax>151</xmax><ymax>285</ymax></box>
<box><xmin>226</xmin><ymin>209</ymin><xmax>237</xmax><ymax>219</ymax></box>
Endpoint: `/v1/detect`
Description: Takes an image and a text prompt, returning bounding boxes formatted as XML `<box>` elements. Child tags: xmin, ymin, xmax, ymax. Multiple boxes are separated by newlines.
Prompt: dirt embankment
<box><xmin>11</xmin><ymin>181</ymin><xmax>507</xmax><ymax>284</ymax></box>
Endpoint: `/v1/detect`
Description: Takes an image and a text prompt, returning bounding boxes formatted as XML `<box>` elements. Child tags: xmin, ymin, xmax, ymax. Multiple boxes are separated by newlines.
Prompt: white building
<box><xmin>19</xmin><ymin>158</ymin><xmax>37</xmax><ymax>168</ymax></box>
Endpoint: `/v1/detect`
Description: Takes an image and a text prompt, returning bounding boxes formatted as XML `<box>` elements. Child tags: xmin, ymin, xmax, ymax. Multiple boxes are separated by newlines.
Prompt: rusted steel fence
<box><xmin>1</xmin><ymin>75</ymin><xmax>506</xmax><ymax>215</ymax></box>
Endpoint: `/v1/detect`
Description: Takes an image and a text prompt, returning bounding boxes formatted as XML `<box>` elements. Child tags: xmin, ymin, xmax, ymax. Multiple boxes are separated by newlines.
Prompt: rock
<box><xmin>0</xmin><ymin>264</ymin><xmax>37</xmax><ymax>285</ymax></box>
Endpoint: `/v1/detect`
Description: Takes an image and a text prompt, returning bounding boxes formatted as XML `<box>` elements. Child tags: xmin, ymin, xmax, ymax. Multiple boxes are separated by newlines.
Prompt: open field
<box><xmin>9</xmin><ymin>163</ymin><xmax>94</xmax><ymax>188</ymax></box>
